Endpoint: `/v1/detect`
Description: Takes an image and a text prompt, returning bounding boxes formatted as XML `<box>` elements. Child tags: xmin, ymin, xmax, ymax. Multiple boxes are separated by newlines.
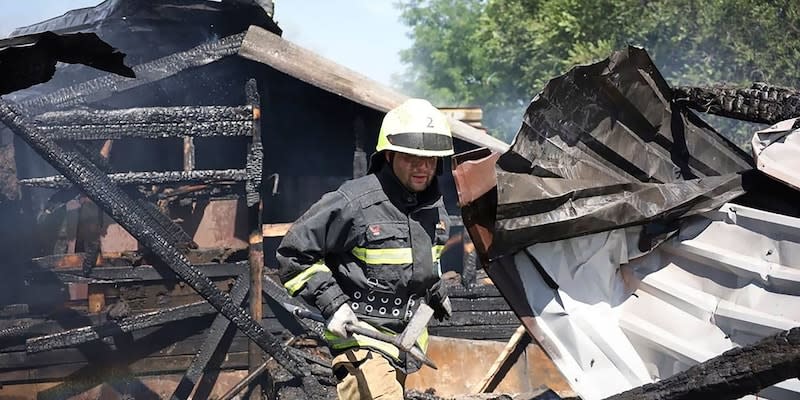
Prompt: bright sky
<box><xmin>0</xmin><ymin>0</ymin><xmax>411</xmax><ymax>87</ymax></box>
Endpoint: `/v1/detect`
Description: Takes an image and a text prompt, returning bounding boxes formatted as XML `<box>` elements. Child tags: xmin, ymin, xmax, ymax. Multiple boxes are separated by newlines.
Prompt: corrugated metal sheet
<box><xmin>752</xmin><ymin>118</ymin><xmax>800</xmax><ymax>191</ymax></box>
<box><xmin>510</xmin><ymin>203</ymin><xmax>800</xmax><ymax>399</ymax></box>
<box><xmin>455</xmin><ymin>46</ymin><xmax>800</xmax><ymax>400</ymax></box>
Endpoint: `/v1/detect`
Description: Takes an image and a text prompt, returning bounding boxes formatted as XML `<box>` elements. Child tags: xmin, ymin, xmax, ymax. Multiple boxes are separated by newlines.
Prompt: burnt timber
<box><xmin>675</xmin><ymin>83</ymin><xmax>800</xmax><ymax>125</ymax></box>
<box><xmin>0</xmin><ymin>99</ymin><xmax>306</xmax><ymax>376</ymax></box>
<box><xmin>604</xmin><ymin>327</ymin><xmax>800</xmax><ymax>400</ymax></box>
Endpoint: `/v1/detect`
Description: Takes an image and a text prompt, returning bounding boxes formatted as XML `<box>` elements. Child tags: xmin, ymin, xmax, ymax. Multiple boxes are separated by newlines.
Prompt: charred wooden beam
<box><xmin>19</xmin><ymin>169</ymin><xmax>247</xmax><ymax>189</ymax></box>
<box><xmin>34</xmin><ymin>104</ymin><xmax>255</xmax><ymax>140</ymax></box>
<box><xmin>20</xmin><ymin>33</ymin><xmax>246</xmax><ymax>113</ymax></box>
<box><xmin>674</xmin><ymin>83</ymin><xmax>800</xmax><ymax>125</ymax></box>
<box><xmin>169</xmin><ymin>274</ymin><xmax>250</xmax><ymax>400</ymax></box>
<box><xmin>26</xmin><ymin>298</ymin><xmax>219</xmax><ymax>353</ymax></box>
<box><xmin>427</xmin><ymin>310</ymin><xmax>520</xmax><ymax>327</ymax></box>
<box><xmin>446</xmin><ymin>284</ymin><xmax>504</xmax><ymax>299</ymax></box>
<box><xmin>427</xmin><ymin>325</ymin><xmax>522</xmax><ymax>341</ymax></box>
<box><xmin>0</xmin><ymin>100</ymin><xmax>306</xmax><ymax>377</ymax></box>
<box><xmin>31</xmin><ymin>248</ymin><xmax>245</xmax><ymax>270</ymax></box>
<box><xmin>2</xmin><ymin>325</ymin><xmax>248</xmax><ymax>370</ymax></box>
<box><xmin>35</xmin><ymin>105</ymin><xmax>254</xmax><ymax>126</ymax></box>
<box><xmin>37</xmin><ymin>120</ymin><xmax>254</xmax><ymax>140</ymax></box>
<box><xmin>603</xmin><ymin>326</ymin><xmax>800</xmax><ymax>400</ymax></box>
<box><xmin>0</xmin><ymin>320</ymin><xmax>38</xmax><ymax>341</ymax></box>
<box><xmin>245</xmin><ymin>78</ymin><xmax>266</xmax><ymax>400</ymax></box>
<box><xmin>47</xmin><ymin>263</ymin><xmax>247</xmax><ymax>283</ymax></box>
<box><xmin>2</xmin><ymin>314</ymin><xmax>293</xmax><ymax>352</ymax></box>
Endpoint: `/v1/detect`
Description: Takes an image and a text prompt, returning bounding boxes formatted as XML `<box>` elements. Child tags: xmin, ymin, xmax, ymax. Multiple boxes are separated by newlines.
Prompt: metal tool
<box><xmin>282</xmin><ymin>302</ymin><xmax>438</xmax><ymax>369</ymax></box>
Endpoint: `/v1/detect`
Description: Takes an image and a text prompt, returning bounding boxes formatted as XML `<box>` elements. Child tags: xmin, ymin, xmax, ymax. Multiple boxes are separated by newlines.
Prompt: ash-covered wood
<box><xmin>674</xmin><ymin>83</ymin><xmax>800</xmax><ymax>124</ymax></box>
<box><xmin>34</xmin><ymin>105</ymin><xmax>255</xmax><ymax>140</ymax></box>
<box><xmin>38</xmin><ymin>120</ymin><xmax>254</xmax><ymax>140</ymax></box>
<box><xmin>36</xmin><ymin>105</ymin><xmax>254</xmax><ymax>126</ymax></box>
<box><xmin>603</xmin><ymin>326</ymin><xmax>800</xmax><ymax>400</ymax></box>
<box><xmin>19</xmin><ymin>169</ymin><xmax>247</xmax><ymax>188</ymax></box>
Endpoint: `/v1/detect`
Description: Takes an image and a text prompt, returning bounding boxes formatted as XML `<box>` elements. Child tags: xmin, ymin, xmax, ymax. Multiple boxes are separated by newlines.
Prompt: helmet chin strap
<box><xmin>386</xmin><ymin>151</ymin><xmax>395</xmax><ymax>168</ymax></box>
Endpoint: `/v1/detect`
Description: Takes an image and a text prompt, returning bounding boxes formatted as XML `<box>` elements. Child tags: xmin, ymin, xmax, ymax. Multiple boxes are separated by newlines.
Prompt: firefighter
<box><xmin>278</xmin><ymin>98</ymin><xmax>454</xmax><ymax>399</ymax></box>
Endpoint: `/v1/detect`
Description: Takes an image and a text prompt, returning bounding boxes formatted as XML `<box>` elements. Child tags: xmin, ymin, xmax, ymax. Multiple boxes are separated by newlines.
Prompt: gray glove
<box><xmin>326</xmin><ymin>303</ymin><xmax>359</xmax><ymax>337</ymax></box>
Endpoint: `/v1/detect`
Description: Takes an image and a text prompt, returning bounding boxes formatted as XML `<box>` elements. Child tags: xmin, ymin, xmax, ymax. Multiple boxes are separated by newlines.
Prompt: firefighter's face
<box><xmin>387</xmin><ymin>151</ymin><xmax>437</xmax><ymax>192</ymax></box>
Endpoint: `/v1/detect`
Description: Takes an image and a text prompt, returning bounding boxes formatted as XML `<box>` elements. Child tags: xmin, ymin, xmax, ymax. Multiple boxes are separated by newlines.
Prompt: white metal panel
<box><xmin>516</xmin><ymin>203</ymin><xmax>800</xmax><ymax>400</ymax></box>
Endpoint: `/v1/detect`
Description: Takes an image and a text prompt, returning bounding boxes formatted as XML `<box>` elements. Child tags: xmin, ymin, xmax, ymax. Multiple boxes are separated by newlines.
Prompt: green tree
<box><xmin>396</xmin><ymin>0</ymin><xmax>800</xmax><ymax>145</ymax></box>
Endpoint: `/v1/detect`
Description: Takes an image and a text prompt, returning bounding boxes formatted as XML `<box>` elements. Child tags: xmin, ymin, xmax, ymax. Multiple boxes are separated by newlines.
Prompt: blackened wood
<box><xmin>36</xmin><ymin>105</ymin><xmax>253</xmax><ymax>126</ymax></box>
<box><xmin>603</xmin><ymin>326</ymin><xmax>800</xmax><ymax>400</ymax></box>
<box><xmin>449</xmin><ymin>297</ymin><xmax>511</xmax><ymax>312</ymax></box>
<box><xmin>26</xmin><ymin>300</ymin><xmax>216</xmax><ymax>353</ymax></box>
<box><xmin>245</xmin><ymin>78</ymin><xmax>266</xmax><ymax>400</ymax></box>
<box><xmin>446</xmin><ymin>284</ymin><xmax>503</xmax><ymax>299</ymax></box>
<box><xmin>170</xmin><ymin>274</ymin><xmax>249</xmax><ymax>400</ymax></box>
<box><xmin>0</xmin><ymin>317</ymin><xmax>297</xmax><ymax>369</ymax></box>
<box><xmin>674</xmin><ymin>83</ymin><xmax>800</xmax><ymax>125</ymax></box>
<box><xmin>39</xmin><ymin>120</ymin><xmax>253</xmax><ymax>140</ymax></box>
<box><xmin>1</xmin><ymin>99</ymin><xmax>304</xmax><ymax>378</ymax></box>
<box><xmin>19</xmin><ymin>169</ymin><xmax>248</xmax><ymax>189</ymax></box>
<box><xmin>428</xmin><ymin>310</ymin><xmax>520</xmax><ymax>327</ymax></box>
<box><xmin>428</xmin><ymin>325</ymin><xmax>521</xmax><ymax>341</ymax></box>
<box><xmin>20</xmin><ymin>33</ymin><xmax>246</xmax><ymax>113</ymax></box>
<box><xmin>46</xmin><ymin>262</ymin><xmax>247</xmax><ymax>282</ymax></box>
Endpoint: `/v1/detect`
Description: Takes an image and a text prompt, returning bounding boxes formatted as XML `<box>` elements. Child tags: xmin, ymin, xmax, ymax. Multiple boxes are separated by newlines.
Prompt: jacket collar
<box><xmin>376</xmin><ymin>163</ymin><xmax>441</xmax><ymax>211</ymax></box>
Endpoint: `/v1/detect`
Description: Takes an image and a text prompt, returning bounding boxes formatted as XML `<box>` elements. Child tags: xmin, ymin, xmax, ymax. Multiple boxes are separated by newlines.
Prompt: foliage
<box><xmin>396</xmin><ymin>0</ymin><xmax>800</xmax><ymax>145</ymax></box>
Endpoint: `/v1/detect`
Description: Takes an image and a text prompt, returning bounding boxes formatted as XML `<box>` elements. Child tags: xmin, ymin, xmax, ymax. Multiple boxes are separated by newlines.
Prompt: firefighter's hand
<box><xmin>326</xmin><ymin>303</ymin><xmax>358</xmax><ymax>337</ymax></box>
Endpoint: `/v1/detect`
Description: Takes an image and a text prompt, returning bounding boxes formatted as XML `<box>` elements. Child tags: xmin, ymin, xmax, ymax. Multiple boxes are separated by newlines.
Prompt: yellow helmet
<box><xmin>376</xmin><ymin>99</ymin><xmax>454</xmax><ymax>157</ymax></box>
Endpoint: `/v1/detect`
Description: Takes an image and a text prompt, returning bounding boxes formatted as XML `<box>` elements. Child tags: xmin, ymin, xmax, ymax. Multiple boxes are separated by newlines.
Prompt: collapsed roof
<box><xmin>455</xmin><ymin>46</ymin><xmax>800</xmax><ymax>400</ymax></box>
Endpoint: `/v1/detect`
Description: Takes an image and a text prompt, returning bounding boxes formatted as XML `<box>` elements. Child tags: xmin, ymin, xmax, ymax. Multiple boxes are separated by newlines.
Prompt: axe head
<box><xmin>396</xmin><ymin>303</ymin><xmax>434</xmax><ymax>351</ymax></box>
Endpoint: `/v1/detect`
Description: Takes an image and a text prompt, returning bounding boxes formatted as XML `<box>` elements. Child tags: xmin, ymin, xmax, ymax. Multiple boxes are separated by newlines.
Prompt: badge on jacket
<box><xmin>436</xmin><ymin>220</ymin><xmax>446</xmax><ymax>231</ymax></box>
<box><xmin>369</xmin><ymin>224</ymin><xmax>381</xmax><ymax>236</ymax></box>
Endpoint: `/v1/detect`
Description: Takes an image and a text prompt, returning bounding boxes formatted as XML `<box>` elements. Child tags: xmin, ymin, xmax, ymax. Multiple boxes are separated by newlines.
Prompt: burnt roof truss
<box><xmin>0</xmin><ymin>78</ymin><xmax>310</xmax><ymax>383</ymax></box>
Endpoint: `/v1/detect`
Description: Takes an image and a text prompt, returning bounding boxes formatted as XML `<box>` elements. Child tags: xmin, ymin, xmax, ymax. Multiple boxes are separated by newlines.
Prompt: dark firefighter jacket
<box><xmin>277</xmin><ymin>163</ymin><xmax>450</xmax><ymax>373</ymax></box>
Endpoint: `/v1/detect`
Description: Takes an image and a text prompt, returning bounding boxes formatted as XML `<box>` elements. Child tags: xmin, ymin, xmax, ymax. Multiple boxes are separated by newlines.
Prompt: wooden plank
<box><xmin>440</xmin><ymin>108</ymin><xmax>484</xmax><ymax>122</ymax></box>
<box><xmin>262</xmin><ymin>223</ymin><xmax>292</xmax><ymax>237</ymax></box>
<box><xmin>238</xmin><ymin>25</ymin><xmax>510</xmax><ymax>154</ymax></box>
<box><xmin>475</xmin><ymin>325</ymin><xmax>527</xmax><ymax>393</ymax></box>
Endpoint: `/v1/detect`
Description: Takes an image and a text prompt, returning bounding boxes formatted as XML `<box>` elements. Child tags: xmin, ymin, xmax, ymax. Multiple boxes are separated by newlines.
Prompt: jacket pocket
<box><xmin>364</xmin><ymin>222</ymin><xmax>408</xmax><ymax>244</ymax></box>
